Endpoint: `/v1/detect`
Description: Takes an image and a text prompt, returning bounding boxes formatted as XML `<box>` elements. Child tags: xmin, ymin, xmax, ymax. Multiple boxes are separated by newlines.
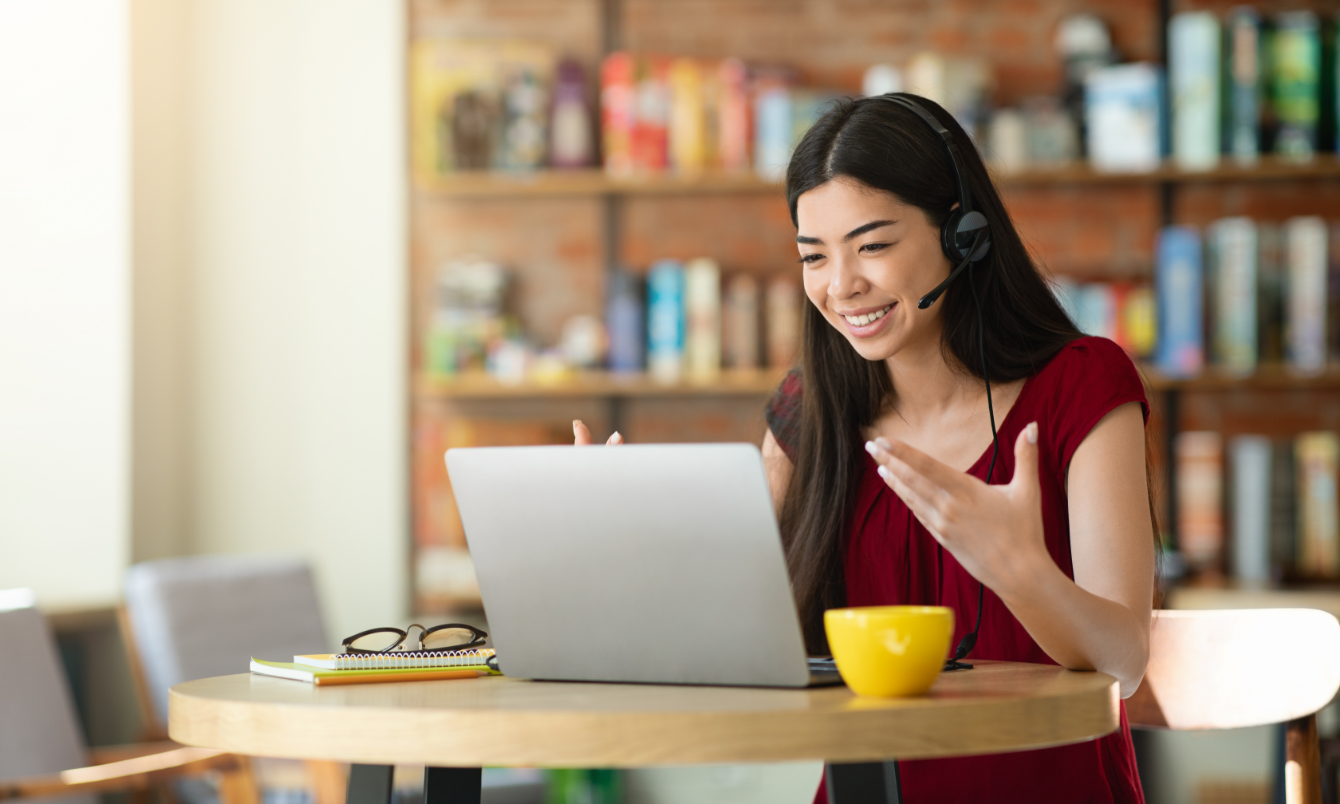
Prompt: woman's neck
<box><xmin>882</xmin><ymin>337</ymin><xmax>986</xmax><ymax>426</ymax></box>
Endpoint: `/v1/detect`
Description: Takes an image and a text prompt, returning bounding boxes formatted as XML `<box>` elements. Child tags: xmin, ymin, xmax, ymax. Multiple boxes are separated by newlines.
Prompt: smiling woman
<box><xmin>766</xmin><ymin>95</ymin><xmax>1155</xmax><ymax>804</ymax></box>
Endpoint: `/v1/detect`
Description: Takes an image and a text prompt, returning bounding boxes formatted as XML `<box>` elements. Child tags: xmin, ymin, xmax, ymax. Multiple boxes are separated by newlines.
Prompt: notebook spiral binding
<box><xmin>331</xmin><ymin>648</ymin><xmax>496</xmax><ymax>670</ymax></box>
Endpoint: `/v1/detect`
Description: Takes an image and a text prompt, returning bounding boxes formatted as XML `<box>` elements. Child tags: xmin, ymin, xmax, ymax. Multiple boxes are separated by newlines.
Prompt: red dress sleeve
<box><xmin>1032</xmin><ymin>336</ymin><xmax>1150</xmax><ymax>472</ymax></box>
<box><xmin>765</xmin><ymin>368</ymin><xmax>803</xmax><ymax>461</ymax></box>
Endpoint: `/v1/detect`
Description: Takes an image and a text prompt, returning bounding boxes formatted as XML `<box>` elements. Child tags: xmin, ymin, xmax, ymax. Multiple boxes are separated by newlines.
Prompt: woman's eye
<box><xmin>798</xmin><ymin>253</ymin><xmax>824</xmax><ymax>265</ymax></box>
<box><xmin>860</xmin><ymin>242</ymin><xmax>889</xmax><ymax>254</ymax></box>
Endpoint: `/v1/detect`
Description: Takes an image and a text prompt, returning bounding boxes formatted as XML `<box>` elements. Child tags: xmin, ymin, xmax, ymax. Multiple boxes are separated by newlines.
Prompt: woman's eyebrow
<box><xmin>795</xmin><ymin>219</ymin><xmax>897</xmax><ymax>246</ymax></box>
<box><xmin>843</xmin><ymin>220</ymin><xmax>895</xmax><ymax>241</ymax></box>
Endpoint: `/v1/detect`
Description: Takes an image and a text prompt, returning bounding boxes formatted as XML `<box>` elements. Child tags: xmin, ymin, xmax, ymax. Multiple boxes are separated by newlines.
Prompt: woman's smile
<box><xmin>836</xmin><ymin>302</ymin><xmax>895</xmax><ymax>337</ymax></box>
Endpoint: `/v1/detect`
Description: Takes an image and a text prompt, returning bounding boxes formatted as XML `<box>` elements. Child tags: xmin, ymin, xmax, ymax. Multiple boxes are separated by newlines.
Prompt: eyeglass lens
<box><xmin>418</xmin><ymin>625</ymin><xmax>485</xmax><ymax>651</ymax></box>
<box><xmin>345</xmin><ymin>628</ymin><xmax>407</xmax><ymax>653</ymax></box>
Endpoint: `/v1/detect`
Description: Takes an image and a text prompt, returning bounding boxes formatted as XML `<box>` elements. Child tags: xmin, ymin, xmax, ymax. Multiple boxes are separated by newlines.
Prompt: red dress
<box><xmin>767</xmin><ymin>336</ymin><xmax>1148</xmax><ymax>804</ymax></box>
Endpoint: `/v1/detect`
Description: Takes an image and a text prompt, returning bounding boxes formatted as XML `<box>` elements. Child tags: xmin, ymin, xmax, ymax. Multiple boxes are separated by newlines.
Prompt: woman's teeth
<box><xmin>843</xmin><ymin>305</ymin><xmax>892</xmax><ymax>327</ymax></box>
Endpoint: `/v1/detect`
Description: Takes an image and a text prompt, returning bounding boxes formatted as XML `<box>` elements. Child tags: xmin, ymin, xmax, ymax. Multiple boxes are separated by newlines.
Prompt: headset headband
<box><xmin>877</xmin><ymin>95</ymin><xmax>974</xmax><ymax>217</ymax></box>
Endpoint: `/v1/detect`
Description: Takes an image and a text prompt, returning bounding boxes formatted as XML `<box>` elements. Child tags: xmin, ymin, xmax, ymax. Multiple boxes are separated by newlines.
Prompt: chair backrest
<box><xmin>123</xmin><ymin>555</ymin><xmax>330</xmax><ymax>728</ymax></box>
<box><xmin>1128</xmin><ymin>609</ymin><xmax>1340</xmax><ymax>730</ymax></box>
<box><xmin>0</xmin><ymin>600</ymin><xmax>96</xmax><ymax>804</ymax></box>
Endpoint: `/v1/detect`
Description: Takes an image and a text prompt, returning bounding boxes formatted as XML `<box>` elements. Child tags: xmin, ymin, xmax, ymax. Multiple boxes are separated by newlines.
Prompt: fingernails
<box><xmin>877</xmin><ymin>465</ymin><xmax>891</xmax><ymax>480</ymax></box>
<box><xmin>1026</xmin><ymin>422</ymin><xmax>1038</xmax><ymax>444</ymax></box>
<box><xmin>864</xmin><ymin>440</ymin><xmax>879</xmax><ymax>456</ymax></box>
<box><xmin>610</xmin><ymin>431</ymin><xmax>623</xmax><ymax>444</ymax></box>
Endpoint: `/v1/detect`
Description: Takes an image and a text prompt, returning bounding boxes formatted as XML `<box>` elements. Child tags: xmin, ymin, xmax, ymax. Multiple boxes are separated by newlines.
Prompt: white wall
<box><xmin>0</xmin><ymin>0</ymin><xmax>131</xmax><ymax>605</ymax></box>
<box><xmin>131</xmin><ymin>0</ymin><xmax>409</xmax><ymax>640</ymax></box>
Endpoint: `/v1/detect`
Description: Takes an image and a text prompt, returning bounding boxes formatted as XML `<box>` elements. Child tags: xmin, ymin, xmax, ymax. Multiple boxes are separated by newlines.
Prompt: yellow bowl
<box><xmin>824</xmin><ymin>606</ymin><xmax>955</xmax><ymax>697</ymax></box>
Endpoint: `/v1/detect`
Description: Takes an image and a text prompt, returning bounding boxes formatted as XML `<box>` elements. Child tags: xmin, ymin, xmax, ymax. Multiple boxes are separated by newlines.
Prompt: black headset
<box><xmin>875</xmin><ymin>94</ymin><xmax>992</xmax><ymax>309</ymax></box>
<box><xmin>873</xmin><ymin>94</ymin><xmax>997</xmax><ymax>671</ymax></box>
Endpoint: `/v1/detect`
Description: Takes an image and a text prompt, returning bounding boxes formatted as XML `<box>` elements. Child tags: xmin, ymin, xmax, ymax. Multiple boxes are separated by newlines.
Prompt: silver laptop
<box><xmin>445</xmin><ymin>443</ymin><xmax>841</xmax><ymax>688</ymax></box>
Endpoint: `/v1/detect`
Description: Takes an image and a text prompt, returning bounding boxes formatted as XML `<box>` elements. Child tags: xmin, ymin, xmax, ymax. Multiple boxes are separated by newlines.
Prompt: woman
<box><xmin>773</xmin><ymin>94</ymin><xmax>1153</xmax><ymax>802</ymax></box>
<box><xmin>578</xmin><ymin>93</ymin><xmax>1154</xmax><ymax>802</ymax></box>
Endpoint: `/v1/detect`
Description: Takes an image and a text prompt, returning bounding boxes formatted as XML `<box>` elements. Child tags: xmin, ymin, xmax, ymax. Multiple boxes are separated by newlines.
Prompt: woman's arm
<box><xmin>865</xmin><ymin>402</ymin><xmax>1154</xmax><ymax>697</ymax></box>
<box><xmin>762</xmin><ymin>428</ymin><xmax>793</xmax><ymax>516</ymax></box>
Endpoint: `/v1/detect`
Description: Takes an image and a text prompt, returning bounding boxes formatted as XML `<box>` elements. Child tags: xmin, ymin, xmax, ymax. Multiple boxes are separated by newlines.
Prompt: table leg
<box><xmin>346</xmin><ymin>765</ymin><xmax>393</xmax><ymax>804</ymax></box>
<box><xmin>423</xmin><ymin>766</ymin><xmax>482</xmax><ymax>804</ymax></box>
<box><xmin>826</xmin><ymin>761</ymin><xmax>902</xmax><ymax>804</ymax></box>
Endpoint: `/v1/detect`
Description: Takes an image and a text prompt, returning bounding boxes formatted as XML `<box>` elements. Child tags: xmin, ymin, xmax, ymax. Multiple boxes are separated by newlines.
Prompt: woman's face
<box><xmin>795</xmin><ymin>177</ymin><xmax>952</xmax><ymax>363</ymax></box>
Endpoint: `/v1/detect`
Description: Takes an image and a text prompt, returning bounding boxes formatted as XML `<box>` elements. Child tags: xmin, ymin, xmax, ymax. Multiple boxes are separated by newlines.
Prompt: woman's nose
<box><xmin>828</xmin><ymin>257</ymin><xmax>865</xmax><ymax>299</ymax></box>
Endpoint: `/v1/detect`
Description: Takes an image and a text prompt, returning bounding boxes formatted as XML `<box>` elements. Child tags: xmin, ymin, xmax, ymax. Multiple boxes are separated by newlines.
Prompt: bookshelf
<box><xmin>408</xmin><ymin>0</ymin><xmax>1340</xmax><ymax>613</ymax></box>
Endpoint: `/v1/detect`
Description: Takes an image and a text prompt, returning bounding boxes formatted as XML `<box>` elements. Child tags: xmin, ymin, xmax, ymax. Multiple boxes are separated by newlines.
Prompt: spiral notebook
<box><xmin>294</xmin><ymin>648</ymin><xmax>496</xmax><ymax>670</ymax></box>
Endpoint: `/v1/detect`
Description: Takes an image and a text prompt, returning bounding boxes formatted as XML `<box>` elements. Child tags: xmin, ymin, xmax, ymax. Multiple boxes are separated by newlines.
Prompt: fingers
<box><xmin>574</xmin><ymin>420</ymin><xmax>624</xmax><ymax>446</ymax></box>
<box><xmin>866</xmin><ymin>438</ymin><xmax>962</xmax><ymax>505</ymax></box>
<box><xmin>1009</xmin><ymin>421</ymin><xmax>1040</xmax><ymax>495</ymax></box>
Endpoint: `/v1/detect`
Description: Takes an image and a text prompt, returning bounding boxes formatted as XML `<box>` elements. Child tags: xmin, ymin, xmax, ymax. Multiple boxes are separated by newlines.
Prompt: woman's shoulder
<box><xmin>1024</xmin><ymin>336</ymin><xmax>1149</xmax><ymax>466</ymax></box>
<box><xmin>1031</xmin><ymin>336</ymin><xmax>1146</xmax><ymax>405</ymax></box>
<box><xmin>765</xmin><ymin>367</ymin><xmax>804</xmax><ymax>461</ymax></box>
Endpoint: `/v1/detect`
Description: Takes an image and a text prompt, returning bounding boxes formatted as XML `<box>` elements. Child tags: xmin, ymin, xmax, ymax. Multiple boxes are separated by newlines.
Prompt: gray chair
<box><xmin>0</xmin><ymin>596</ymin><xmax>253</xmax><ymax>804</ymax></box>
<box><xmin>122</xmin><ymin>556</ymin><xmax>344</xmax><ymax>804</ymax></box>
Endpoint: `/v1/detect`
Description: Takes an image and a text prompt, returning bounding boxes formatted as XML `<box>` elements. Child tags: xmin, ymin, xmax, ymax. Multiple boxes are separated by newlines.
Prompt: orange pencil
<box><xmin>313</xmin><ymin>669</ymin><xmax>482</xmax><ymax>686</ymax></box>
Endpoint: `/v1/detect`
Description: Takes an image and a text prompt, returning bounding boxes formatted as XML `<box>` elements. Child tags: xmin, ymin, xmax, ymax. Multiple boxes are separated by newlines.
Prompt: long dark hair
<box><xmin>779</xmin><ymin>95</ymin><xmax>1086</xmax><ymax>653</ymax></box>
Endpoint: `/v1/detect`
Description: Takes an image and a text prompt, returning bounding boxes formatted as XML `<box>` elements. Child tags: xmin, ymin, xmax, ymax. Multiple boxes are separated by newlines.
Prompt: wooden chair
<box><xmin>1127</xmin><ymin>609</ymin><xmax>1340</xmax><ymax>804</ymax></box>
<box><xmin>0</xmin><ymin>600</ymin><xmax>258</xmax><ymax>804</ymax></box>
<box><xmin>121</xmin><ymin>556</ymin><xmax>347</xmax><ymax>804</ymax></box>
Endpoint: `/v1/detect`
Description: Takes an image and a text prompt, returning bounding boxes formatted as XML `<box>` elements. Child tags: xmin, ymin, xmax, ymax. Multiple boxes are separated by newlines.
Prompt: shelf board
<box><xmin>417</xmin><ymin>169</ymin><xmax>783</xmax><ymax>198</ymax></box>
<box><xmin>415</xmin><ymin>368</ymin><xmax>789</xmax><ymax>400</ymax></box>
<box><xmin>416</xmin><ymin>365</ymin><xmax>1340</xmax><ymax>399</ymax></box>
<box><xmin>1142</xmin><ymin>365</ymin><xmax>1340</xmax><ymax>392</ymax></box>
<box><xmin>415</xmin><ymin>157</ymin><xmax>1340</xmax><ymax>198</ymax></box>
<box><xmin>999</xmin><ymin>155</ymin><xmax>1340</xmax><ymax>186</ymax></box>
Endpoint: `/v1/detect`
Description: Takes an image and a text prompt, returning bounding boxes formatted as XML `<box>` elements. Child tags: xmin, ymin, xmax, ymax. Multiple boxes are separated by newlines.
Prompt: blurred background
<box><xmin>4</xmin><ymin>0</ymin><xmax>1340</xmax><ymax>803</ymax></box>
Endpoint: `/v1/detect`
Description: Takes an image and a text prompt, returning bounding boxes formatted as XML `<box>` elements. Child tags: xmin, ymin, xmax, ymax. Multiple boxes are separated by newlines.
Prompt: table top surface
<box><xmin>168</xmin><ymin>661</ymin><xmax>1118</xmax><ymax>767</ymax></box>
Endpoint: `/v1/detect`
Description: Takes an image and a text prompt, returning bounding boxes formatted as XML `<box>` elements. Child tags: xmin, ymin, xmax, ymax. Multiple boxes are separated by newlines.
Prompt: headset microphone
<box><xmin>918</xmin><ymin>229</ymin><xmax>987</xmax><ymax>310</ymax></box>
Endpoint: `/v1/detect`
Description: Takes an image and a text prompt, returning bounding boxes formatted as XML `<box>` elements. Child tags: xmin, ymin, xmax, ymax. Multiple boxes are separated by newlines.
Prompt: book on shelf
<box><xmin>550</xmin><ymin>59</ymin><xmax>595</xmax><ymax>169</ymax></box>
<box><xmin>723</xmin><ymin>274</ymin><xmax>761</xmax><ymax>370</ymax></box>
<box><xmin>1210</xmin><ymin>217</ymin><xmax>1258</xmax><ymax>375</ymax></box>
<box><xmin>717</xmin><ymin>58</ymin><xmax>752</xmax><ymax>173</ymax></box>
<box><xmin>765</xmin><ymin>277</ymin><xmax>801</xmax><ymax>370</ymax></box>
<box><xmin>605</xmin><ymin>267</ymin><xmax>644</xmax><ymax>373</ymax></box>
<box><xmin>1084</xmin><ymin>63</ymin><xmax>1163</xmax><ymax>173</ymax></box>
<box><xmin>1258</xmin><ymin>223</ymin><xmax>1286</xmax><ymax>364</ymax></box>
<box><xmin>601</xmin><ymin>52</ymin><xmax>636</xmax><ymax>176</ymax></box>
<box><xmin>1286</xmin><ymin>216</ymin><xmax>1328</xmax><ymax>373</ymax></box>
<box><xmin>1225</xmin><ymin>8</ymin><xmax>1263</xmax><ymax>164</ymax></box>
<box><xmin>1170</xmin><ymin>11</ymin><xmax>1221</xmax><ymax>170</ymax></box>
<box><xmin>632</xmin><ymin>56</ymin><xmax>671</xmax><ymax>173</ymax></box>
<box><xmin>1177</xmin><ymin>431</ymin><xmax>1224</xmax><ymax>574</ymax></box>
<box><xmin>684</xmin><ymin>258</ymin><xmax>722</xmax><ymax>382</ymax></box>
<box><xmin>669</xmin><ymin>58</ymin><xmax>710</xmax><ymax>174</ymax></box>
<box><xmin>647</xmin><ymin>260</ymin><xmax>686</xmax><ymax>383</ymax></box>
<box><xmin>1156</xmin><ymin>226</ymin><xmax>1205</xmax><ymax>377</ymax></box>
<box><xmin>1271</xmin><ymin>12</ymin><xmax>1322</xmax><ymax>161</ymax></box>
<box><xmin>1230</xmin><ymin>435</ymin><xmax>1272</xmax><ymax>583</ymax></box>
<box><xmin>1296</xmin><ymin>432</ymin><xmax>1340</xmax><ymax>579</ymax></box>
<box><xmin>1271</xmin><ymin>438</ymin><xmax>1298</xmax><ymax>581</ymax></box>
<box><xmin>753</xmin><ymin>76</ymin><xmax>793</xmax><ymax>181</ymax></box>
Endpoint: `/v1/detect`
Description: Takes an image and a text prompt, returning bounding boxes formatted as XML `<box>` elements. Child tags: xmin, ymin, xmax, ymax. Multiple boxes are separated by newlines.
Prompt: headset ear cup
<box><xmin>955</xmin><ymin>210</ymin><xmax>991</xmax><ymax>262</ymax></box>
<box><xmin>940</xmin><ymin>209</ymin><xmax>965</xmax><ymax>263</ymax></box>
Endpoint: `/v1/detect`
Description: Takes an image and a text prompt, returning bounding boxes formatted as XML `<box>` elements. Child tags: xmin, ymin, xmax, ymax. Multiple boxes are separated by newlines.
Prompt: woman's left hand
<box><xmin>865</xmin><ymin>422</ymin><xmax>1047</xmax><ymax>596</ymax></box>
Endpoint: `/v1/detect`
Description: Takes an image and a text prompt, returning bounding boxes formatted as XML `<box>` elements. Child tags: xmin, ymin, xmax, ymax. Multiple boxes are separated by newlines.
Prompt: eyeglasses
<box><xmin>341</xmin><ymin>622</ymin><xmax>488</xmax><ymax>655</ymax></box>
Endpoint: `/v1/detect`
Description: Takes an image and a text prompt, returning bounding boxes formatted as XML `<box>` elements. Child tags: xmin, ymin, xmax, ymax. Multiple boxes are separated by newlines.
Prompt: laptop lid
<box><xmin>446</xmin><ymin>443</ymin><xmax>812</xmax><ymax>687</ymax></box>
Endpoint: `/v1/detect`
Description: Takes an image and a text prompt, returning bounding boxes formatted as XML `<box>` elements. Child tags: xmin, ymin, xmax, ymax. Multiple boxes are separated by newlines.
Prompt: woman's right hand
<box><xmin>573</xmin><ymin>419</ymin><xmax>623</xmax><ymax>446</ymax></box>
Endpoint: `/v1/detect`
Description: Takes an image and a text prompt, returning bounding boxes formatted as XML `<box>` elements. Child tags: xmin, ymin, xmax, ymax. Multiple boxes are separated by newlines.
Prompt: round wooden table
<box><xmin>170</xmin><ymin>661</ymin><xmax>1118</xmax><ymax>804</ymax></box>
